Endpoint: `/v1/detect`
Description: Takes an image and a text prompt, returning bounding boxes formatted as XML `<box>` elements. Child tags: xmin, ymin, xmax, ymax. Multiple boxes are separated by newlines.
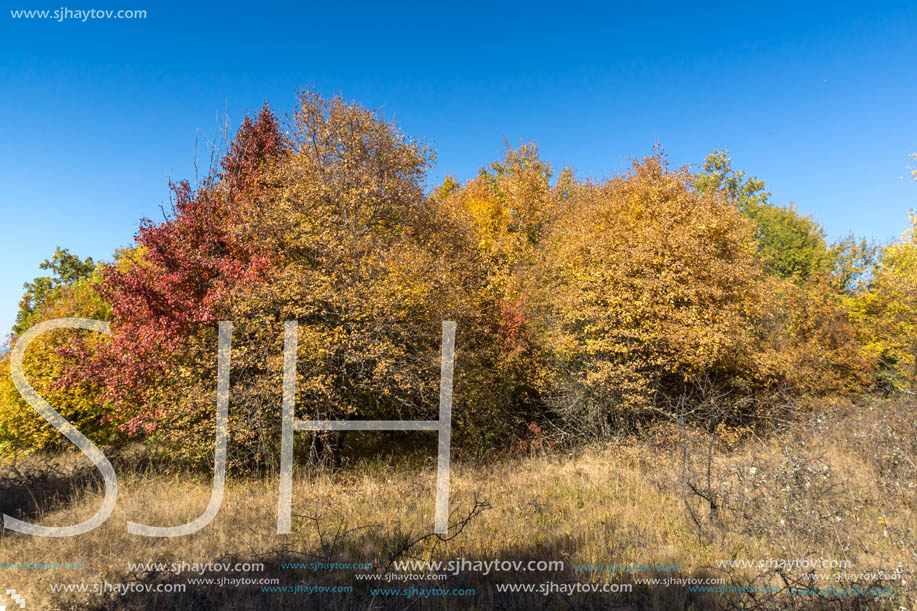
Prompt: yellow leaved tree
<box><xmin>850</xmin><ymin>211</ymin><xmax>917</xmax><ymax>391</ymax></box>
<box><xmin>531</xmin><ymin>156</ymin><xmax>766</xmax><ymax>435</ymax></box>
<box><xmin>0</xmin><ymin>262</ymin><xmax>117</xmax><ymax>455</ymax></box>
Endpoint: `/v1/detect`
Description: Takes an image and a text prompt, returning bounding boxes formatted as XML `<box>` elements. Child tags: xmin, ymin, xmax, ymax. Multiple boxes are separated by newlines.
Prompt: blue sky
<box><xmin>2</xmin><ymin>1</ymin><xmax>916</xmax><ymax>336</ymax></box>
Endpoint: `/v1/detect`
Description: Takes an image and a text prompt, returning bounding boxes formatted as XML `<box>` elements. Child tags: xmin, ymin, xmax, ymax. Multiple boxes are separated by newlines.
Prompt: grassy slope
<box><xmin>0</xmin><ymin>397</ymin><xmax>914</xmax><ymax>610</ymax></box>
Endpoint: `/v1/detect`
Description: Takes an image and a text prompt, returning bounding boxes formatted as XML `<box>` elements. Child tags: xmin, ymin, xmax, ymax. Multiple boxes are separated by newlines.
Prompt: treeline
<box><xmin>1</xmin><ymin>90</ymin><xmax>915</xmax><ymax>468</ymax></box>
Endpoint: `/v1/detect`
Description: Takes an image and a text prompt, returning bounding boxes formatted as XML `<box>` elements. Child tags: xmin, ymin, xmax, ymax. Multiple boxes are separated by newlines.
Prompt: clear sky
<box><xmin>2</xmin><ymin>1</ymin><xmax>916</xmax><ymax>336</ymax></box>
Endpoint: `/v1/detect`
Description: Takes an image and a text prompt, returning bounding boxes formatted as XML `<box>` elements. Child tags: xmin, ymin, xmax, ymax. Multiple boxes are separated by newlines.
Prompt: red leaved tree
<box><xmin>63</xmin><ymin>106</ymin><xmax>282</xmax><ymax>434</ymax></box>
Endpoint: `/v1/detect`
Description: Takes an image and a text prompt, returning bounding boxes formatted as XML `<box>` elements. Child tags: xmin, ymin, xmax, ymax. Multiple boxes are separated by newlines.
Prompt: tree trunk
<box><xmin>911</xmin><ymin>343</ymin><xmax>917</xmax><ymax>392</ymax></box>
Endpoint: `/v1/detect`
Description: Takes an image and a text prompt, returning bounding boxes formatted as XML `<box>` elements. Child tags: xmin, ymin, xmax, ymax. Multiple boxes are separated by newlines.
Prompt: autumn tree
<box><xmin>755</xmin><ymin>276</ymin><xmax>872</xmax><ymax>397</ymax></box>
<box><xmin>850</xmin><ymin>212</ymin><xmax>917</xmax><ymax>391</ymax></box>
<box><xmin>66</xmin><ymin>92</ymin><xmax>521</xmax><ymax>468</ymax></box>
<box><xmin>30</xmin><ymin>98</ymin><xmax>888</xmax><ymax>459</ymax></box>
<box><xmin>432</xmin><ymin>143</ymin><xmax>564</xmax><ymax>432</ymax></box>
<box><xmin>533</xmin><ymin>156</ymin><xmax>766</xmax><ymax>434</ymax></box>
<box><xmin>60</xmin><ymin>104</ymin><xmax>282</xmax><ymax>469</ymax></box>
<box><xmin>692</xmin><ymin>150</ymin><xmax>874</xmax><ymax>398</ymax></box>
<box><xmin>0</xmin><ymin>257</ymin><xmax>117</xmax><ymax>454</ymax></box>
<box><xmin>207</xmin><ymin>91</ymin><xmax>516</xmax><ymax>464</ymax></box>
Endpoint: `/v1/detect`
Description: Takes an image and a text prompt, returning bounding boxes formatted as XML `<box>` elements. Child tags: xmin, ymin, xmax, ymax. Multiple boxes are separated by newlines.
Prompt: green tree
<box><xmin>747</xmin><ymin>202</ymin><xmax>832</xmax><ymax>279</ymax></box>
<box><xmin>13</xmin><ymin>247</ymin><xmax>95</xmax><ymax>336</ymax></box>
<box><xmin>694</xmin><ymin>150</ymin><xmax>832</xmax><ymax>281</ymax></box>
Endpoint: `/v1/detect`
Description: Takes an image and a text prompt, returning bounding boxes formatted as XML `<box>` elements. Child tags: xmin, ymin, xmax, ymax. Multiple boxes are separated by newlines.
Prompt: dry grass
<box><xmin>0</xmin><ymin>397</ymin><xmax>914</xmax><ymax>610</ymax></box>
